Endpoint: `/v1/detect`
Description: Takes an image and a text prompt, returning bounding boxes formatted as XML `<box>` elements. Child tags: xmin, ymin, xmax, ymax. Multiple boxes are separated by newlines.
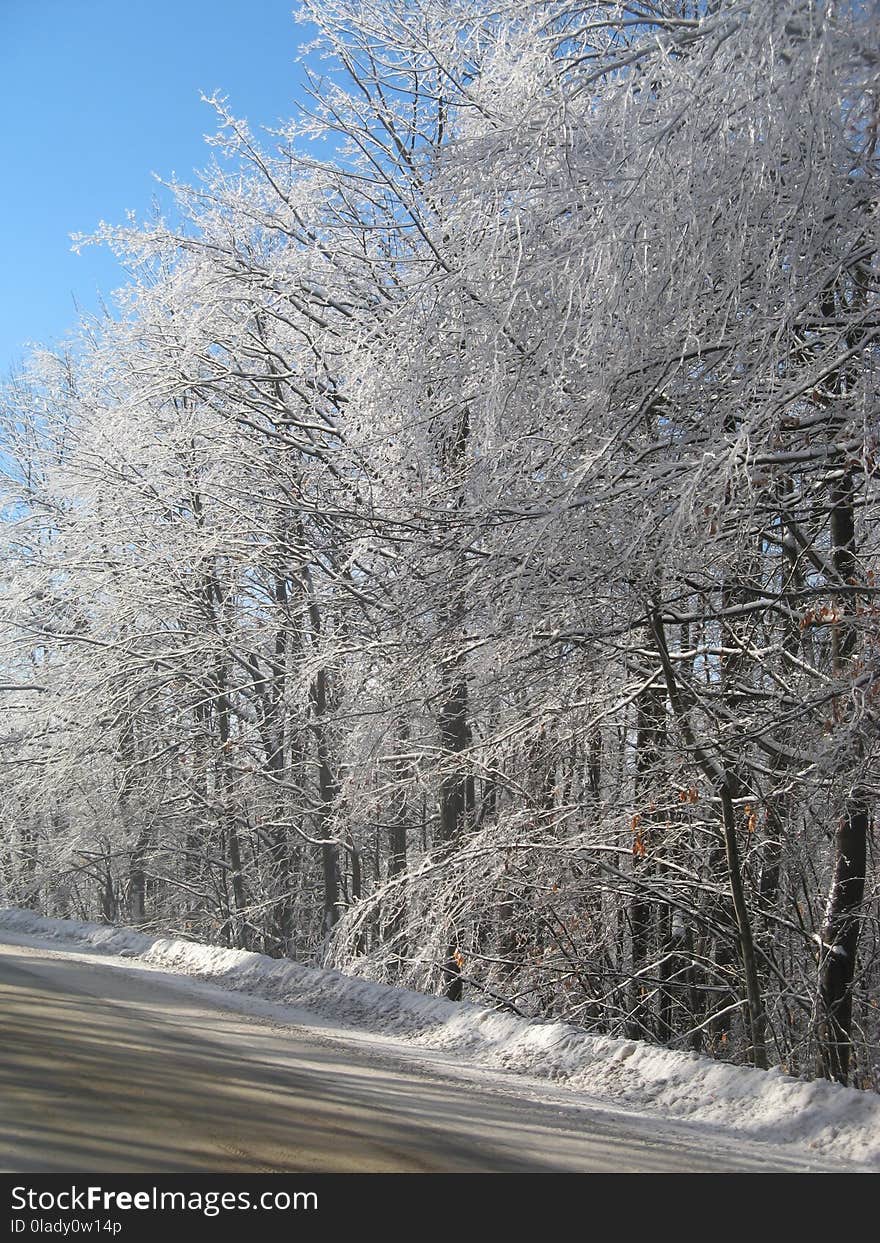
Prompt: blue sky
<box><xmin>0</xmin><ymin>1</ymin><xmax>313</xmax><ymax>375</ymax></box>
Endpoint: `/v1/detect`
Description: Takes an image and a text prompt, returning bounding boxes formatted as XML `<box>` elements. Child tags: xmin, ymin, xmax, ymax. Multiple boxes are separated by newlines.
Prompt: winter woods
<box><xmin>1</xmin><ymin>0</ymin><xmax>878</xmax><ymax>1087</ymax></box>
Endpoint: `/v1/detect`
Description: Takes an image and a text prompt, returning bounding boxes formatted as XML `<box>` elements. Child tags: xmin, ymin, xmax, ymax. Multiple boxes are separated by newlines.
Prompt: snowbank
<box><xmin>1</xmin><ymin>906</ymin><xmax>877</xmax><ymax>1169</ymax></box>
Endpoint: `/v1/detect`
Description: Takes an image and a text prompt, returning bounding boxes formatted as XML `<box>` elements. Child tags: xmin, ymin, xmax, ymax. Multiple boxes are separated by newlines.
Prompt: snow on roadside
<box><xmin>1</xmin><ymin>905</ymin><xmax>877</xmax><ymax>1169</ymax></box>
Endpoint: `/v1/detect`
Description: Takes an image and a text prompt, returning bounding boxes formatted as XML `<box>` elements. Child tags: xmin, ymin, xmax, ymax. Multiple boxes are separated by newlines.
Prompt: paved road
<box><xmin>0</xmin><ymin>935</ymin><xmax>844</xmax><ymax>1173</ymax></box>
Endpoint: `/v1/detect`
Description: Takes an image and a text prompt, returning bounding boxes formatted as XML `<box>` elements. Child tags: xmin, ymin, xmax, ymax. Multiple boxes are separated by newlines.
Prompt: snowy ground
<box><xmin>1</xmin><ymin>906</ymin><xmax>877</xmax><ymax>1170</ymax></box>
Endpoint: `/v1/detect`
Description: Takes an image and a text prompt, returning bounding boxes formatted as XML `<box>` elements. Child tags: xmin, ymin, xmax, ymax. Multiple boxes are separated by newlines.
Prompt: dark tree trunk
<box><xmin>587</xmin><ymin>729</ymin><xmax>601</xmax><ymax>801</ymax></box>
<box><xmin>818</xmin><ymin>464</ymin><xmax>866</xmax><ymax>1085</ymax></box>
<box><xmin>628</xmin><ymin>675</ymin><xmax>665</xmax><ymax>1040</ymax></box>
<box><xmin>437</xmin><ymin>673</ymin><xmax>473</xmax><ymax>848</ymax></box>
<box><xmin>818</xmin><ymin>791</ymin><xmax>868</xmax><ymax>1084</ymax></box>
<box><xmin>434</xmin><ymin>404</ymin><xmax>472</xmax><ymax>1000</ymax></box>
<box><xmin>214</xmin><ymin>657</ymin><xmax>248</xmax><ymax>949</ymax></box>
<box><xmin>306</xmin><ymin>584</ymin><xmax>341</xmax><ymax>943</ymax></box>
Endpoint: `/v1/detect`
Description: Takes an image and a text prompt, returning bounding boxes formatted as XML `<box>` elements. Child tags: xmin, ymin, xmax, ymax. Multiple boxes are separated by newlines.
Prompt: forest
<box><xmin>1</xmin><ymin>0</ymin><xmax>878</xmax><ymax>1090</ymax></box>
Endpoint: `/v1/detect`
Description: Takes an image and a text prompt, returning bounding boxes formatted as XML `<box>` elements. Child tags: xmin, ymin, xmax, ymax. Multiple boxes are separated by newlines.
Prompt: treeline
<box><xmin>1</xmin><ymin>0</ymin><xmax>878</xmax><ymax>1087</ymax></box>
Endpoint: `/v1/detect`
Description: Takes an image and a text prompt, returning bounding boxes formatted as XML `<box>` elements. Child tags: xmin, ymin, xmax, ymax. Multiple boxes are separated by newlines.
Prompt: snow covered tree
<box><xmin>1</xmin><ymin>0</ymin><xmax>878</xmax><ymax>1087</ymax></box>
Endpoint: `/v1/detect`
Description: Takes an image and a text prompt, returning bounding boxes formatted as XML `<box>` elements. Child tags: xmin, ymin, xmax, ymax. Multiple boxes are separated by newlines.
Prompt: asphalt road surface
<box><xmin>0</xmin><ymin>934</ymin><xmax>848</xmax><ymax>1173</ymax></box>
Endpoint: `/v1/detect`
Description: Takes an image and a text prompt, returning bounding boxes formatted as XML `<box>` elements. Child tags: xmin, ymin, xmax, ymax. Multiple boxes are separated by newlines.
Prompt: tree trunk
<box><xmin>629</xmin><ymin>677</ymin><xmax>665</xmax><ymax>1040</ymax></box>
<box><xmin>817</xmin><ymin>464</ymin><xmax>866</xmax><ymax>1084</ymax></box>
